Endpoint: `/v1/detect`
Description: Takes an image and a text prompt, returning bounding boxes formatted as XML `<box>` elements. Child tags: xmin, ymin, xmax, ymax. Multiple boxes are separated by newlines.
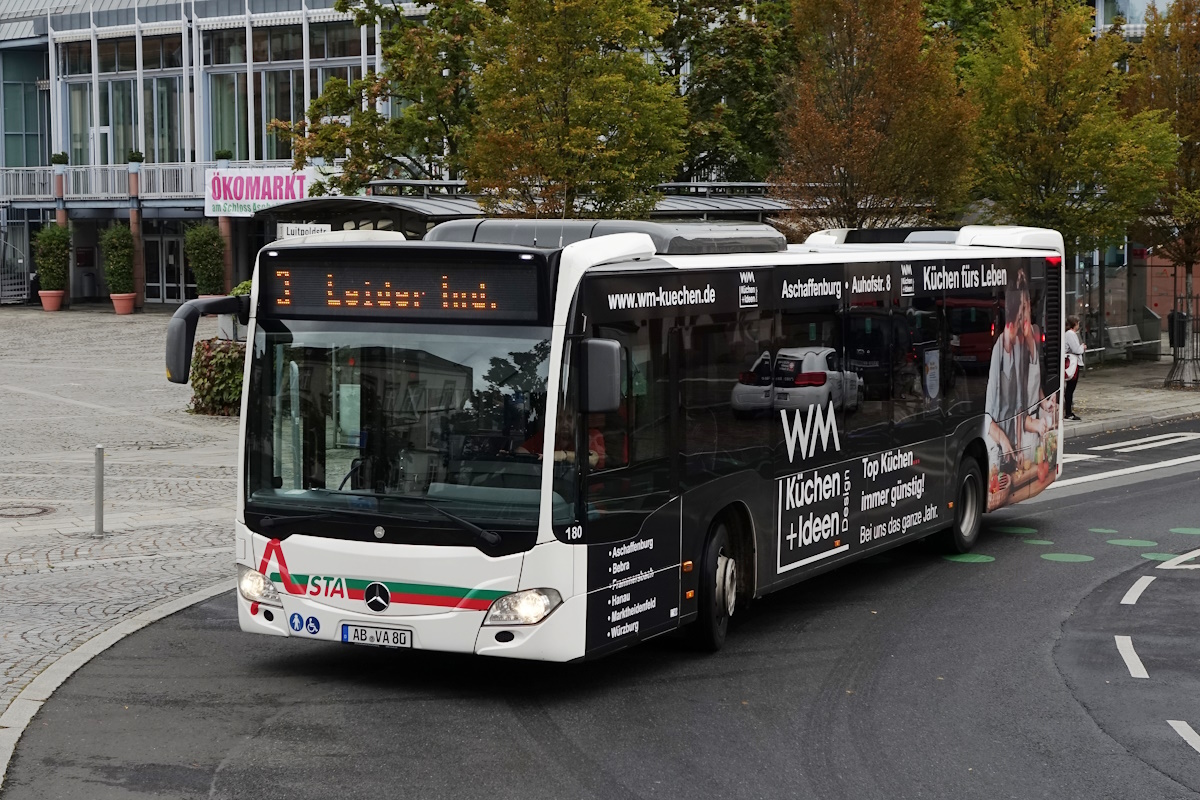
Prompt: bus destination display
<box><xmin>262</xmin><ymin>262</ymin><xmax>539</xmax><ymax>321</ymax></box>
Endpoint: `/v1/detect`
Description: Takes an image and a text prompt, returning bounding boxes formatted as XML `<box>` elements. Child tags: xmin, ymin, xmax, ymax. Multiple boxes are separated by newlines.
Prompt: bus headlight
<box><xmin>237</xmin><ymin>564</ymin><xmax>282</xmax><ymax>606</ymax></box>
<box><xmin>483</xmin><ymin>588</ymin><xmax>562</xmax><ymax>626</ymax></box>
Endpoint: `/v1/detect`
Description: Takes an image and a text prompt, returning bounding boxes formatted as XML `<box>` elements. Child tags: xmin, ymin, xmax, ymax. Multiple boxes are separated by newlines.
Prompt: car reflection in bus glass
<box><xmin>731</xmin><ymin>347</ymin><xmax>863</xmax><ymax>419</ymax></box>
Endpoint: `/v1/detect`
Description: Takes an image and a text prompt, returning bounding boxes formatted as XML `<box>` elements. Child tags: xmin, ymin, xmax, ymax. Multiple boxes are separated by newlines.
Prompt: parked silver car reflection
<box><xmin>731</xmin><ymin>347</ymin><xmax>862</xmax><ymax>418</ymax></box>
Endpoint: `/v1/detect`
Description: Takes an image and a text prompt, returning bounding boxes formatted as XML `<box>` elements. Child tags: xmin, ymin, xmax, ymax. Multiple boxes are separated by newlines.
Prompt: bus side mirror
<box><xmin>581</xmin><ymin>338</ymin><xmax>621</xmax><ymax>414</ymax></box>
<box><xmin>165</xmin><ymin>296</ymin><xmax>244</xmax><ymax>384</ymax></box>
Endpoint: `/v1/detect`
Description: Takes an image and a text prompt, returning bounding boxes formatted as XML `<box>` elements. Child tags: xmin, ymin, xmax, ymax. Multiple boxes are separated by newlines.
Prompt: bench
<box><xmin>1105</xmin><ymin>324</ymin><xmax>1161</xmax><ymax>360</ymax></box>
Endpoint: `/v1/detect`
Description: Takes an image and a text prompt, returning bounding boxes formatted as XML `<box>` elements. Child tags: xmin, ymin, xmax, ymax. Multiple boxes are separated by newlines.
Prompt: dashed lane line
<box><xmin>1088</xmin><ymin>432</ymin><xmax>1200</xmax><ymax>453</ymax></box>
<box><xmin>1158</xmin><ymin>548</ymin><xmax>1200</xmax><ymax>570</ymax></box>
<box><xmin>1048</xmin><ymin>454</ymin><xmax>1200</xmax><ymax>488</ymax></box>
<box><xmin>1168</xmin><ymin>721</ymin><xmax>1200</xmax><ymax>756</ymax></box>
<box><xmin>1115</xmin><ymin>635</ymin><xmax>1150</xmax><ymax>679</ymax></box>
<box><xmin>1120</xmin><ymin>576</ymin><xmax>1156</xmax><ymax>605</ymax></box>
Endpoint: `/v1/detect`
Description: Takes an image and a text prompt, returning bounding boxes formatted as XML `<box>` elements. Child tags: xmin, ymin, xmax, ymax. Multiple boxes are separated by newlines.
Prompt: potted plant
<box><xmin>99</xmin><ymin>223</ymin><xmax>136</xmax><ymax>314</ymax></box>
<box><xmin>32</xmin><ymin>223</ymin><xmax>70</xmax><ymax>311</ymax></box>
<box><xmin>214</xmin><ymin>148</ymin><xmax>232</xmax><ymax>169</ymax></box>
<box><xmin>50</xmin><ymin>152</ymin><xmax>68</xmax><ymax>177</ymax></box>
<box><xmin>185</xmin><ymin>223</ymin><xmax>227</xmax><ymax>297</ymax></box>
<box><xmin>126</xmin><ymin>150</ymin><xmax>144</xmax><ymax>173</ymax></box>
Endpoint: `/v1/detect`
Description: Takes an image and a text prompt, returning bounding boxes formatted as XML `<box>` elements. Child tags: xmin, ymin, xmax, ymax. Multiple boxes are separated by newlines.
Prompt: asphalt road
<box><xmin>5</xmin><ymin>419</ymin><xmax>1200</xmax><ymax>800</ymax></box>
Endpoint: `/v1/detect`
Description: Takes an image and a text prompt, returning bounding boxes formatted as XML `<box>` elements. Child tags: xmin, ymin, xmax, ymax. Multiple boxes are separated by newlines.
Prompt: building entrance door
<box><xmin>143</xmin><ymin>222</ymin><xmax>196</xmax><ymax>303</ymax></box>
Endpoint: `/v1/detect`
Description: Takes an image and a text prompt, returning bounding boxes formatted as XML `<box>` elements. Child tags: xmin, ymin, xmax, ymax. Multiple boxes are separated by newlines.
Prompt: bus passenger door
<box><xmin>891</xmin><ymin>261</ymin><xmax>948</xmax><ymax>538</ymax></box>
<box><xmin>770</xmin><ymin>264</ymin><xmax>851</xmax><ymax>585</ymax></box>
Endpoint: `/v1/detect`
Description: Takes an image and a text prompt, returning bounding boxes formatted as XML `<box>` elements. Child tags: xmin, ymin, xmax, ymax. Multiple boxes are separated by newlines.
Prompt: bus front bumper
<box><xmin>237</xmin><ymin>588</ymin><xmax>587</xmax><ymax>662</ymax></box>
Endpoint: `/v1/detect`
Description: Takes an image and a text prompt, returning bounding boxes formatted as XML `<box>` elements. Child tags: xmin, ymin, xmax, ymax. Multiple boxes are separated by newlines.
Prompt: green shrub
<box><xmin>189</xmin><ymin>338</ymin><xmax>246</xmax><ymax>416</ymax></box>
<box><xmin>99</xmin><ymin>224</ymin><xmax>135</xmax><ymax>294</ymax></box>
<box><xmin>214</xmin><ymin>149</ymin><xmax>233</xmax><ymax>160</ymax></box>
<box><xmin>50</xmin><ymin>152</ymin><xmax>69</xmax><ymax>165</ymax></box>
<box><xmin>33</xmin><ymin>224</ymin><xmax>70</xmax><ymax>291</ymax></box>
<box><xmin>231</xmin><ymin>279</ymin><xmax>253</xmax><ymax>296</ymax></box>
<box><xmin>185</xmin><ymin>224</ymin><xmax>226</xmax><ymax>295</ymax></box>
<box><xmin>126</xmin><ymin>150</ymin><xmax>144</xmax><ymax>162</ymax></box>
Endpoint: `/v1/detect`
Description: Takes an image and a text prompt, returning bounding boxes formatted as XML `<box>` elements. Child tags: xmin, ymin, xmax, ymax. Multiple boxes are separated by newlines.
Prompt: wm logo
<box><xmin>781</xmin><ymin>402</ymin><xmax>841</xmax><ymax>462</ymax></box>
<box><xmin>740</xmin><ymin>271</ymin><xmax>755</xmax><ymax>283</ymax></box>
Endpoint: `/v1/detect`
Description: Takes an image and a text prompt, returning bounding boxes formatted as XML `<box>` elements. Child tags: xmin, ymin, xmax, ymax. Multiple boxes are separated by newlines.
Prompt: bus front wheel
<box><xmin>690</xmin><ymin>521</ymin><xmax>737</xmax><ymax>651</ymax></box>
<box><xmin>939</xmin><ymin>457</ymin><xmax>983</xmax><ymax>553</ymax></box>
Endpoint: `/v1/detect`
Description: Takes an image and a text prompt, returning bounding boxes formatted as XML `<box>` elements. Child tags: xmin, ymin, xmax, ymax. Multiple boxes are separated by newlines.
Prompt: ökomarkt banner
<box><xmin>204</xmin><ymin>167</ymin><xmax>322</xmax><ymax>217</ymax></box>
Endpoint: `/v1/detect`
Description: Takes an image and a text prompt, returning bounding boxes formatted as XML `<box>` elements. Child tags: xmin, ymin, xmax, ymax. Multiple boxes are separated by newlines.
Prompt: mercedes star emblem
<box><xmin>364</xmin><ymin>581</ymin><xmax>391</xmax><ymax>612</ymax></box>
<box><xmin>373</xmin><ymin>526</ymin><xmax>385</xmax><ymax>539</ymax></box>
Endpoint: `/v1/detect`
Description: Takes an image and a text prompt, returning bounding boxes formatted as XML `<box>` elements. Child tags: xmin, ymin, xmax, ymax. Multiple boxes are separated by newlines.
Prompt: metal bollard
<box><xmin>94</xmin><ymin>444</ymin><xmax>104</xmax><ymax>538</ymax></box>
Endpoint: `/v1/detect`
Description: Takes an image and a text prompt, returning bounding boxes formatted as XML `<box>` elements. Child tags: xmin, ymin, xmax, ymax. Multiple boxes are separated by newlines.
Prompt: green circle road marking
<box><xmin>1141</xmin><ymin>553</ymin><xmax>1175</xmax><ymax>561</ymax></box>
<box><xmin>1107</xmin><ymin>539</ymin><xmax>1158</xmax><ymax>548</ymax></box>
<box><xmin>943</xmin><ymin>554</ymin><xmax>996</xmax><ymax>563</ymax></box>
<box><xmin>1023</xmin><ymin>539</ymin><xmax>1054</xmax><ymax>545</ymax></box>
<box><xmin>1169</xmin><ymin>528</ymin><xmax>1200</xmax><ymax>535</ymax></box>
<box><xmin>993</xmin><ymin>526</ymin><xmax>1038</xmax><ymax>535</ymax></box>
<box><xmin>1041</xmin><ymin>553</ymin><xmax>1095</xmax><ymax>563</ymax></box>
<box><xmin>1089</xmin><ymin>528</ymin><xmax>1119</xmax><ymax>534</ymax></box>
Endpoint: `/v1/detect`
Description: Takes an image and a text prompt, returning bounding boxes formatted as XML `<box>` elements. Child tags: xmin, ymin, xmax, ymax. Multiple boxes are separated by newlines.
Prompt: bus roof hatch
<box><xmin>425</xmin><ymin>219</ymin><xmax>787</xmax><ymax>255</ymax></box>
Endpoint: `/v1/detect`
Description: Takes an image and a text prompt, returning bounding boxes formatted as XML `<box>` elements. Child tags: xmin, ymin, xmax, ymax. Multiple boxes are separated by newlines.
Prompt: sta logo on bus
<box><xmin>781</xmin><ymin>402</ymin><xmax>842</xmax><ymax>462</ymax></box>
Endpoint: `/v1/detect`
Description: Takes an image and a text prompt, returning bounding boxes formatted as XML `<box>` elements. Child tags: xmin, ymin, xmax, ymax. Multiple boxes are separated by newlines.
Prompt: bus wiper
<box><xmin>258</xmin><ymin>512</ymin><xmax>337</xmax><ymax>529</ymax></box>
<box><xmin>426</xmin><ymin>504</ymin><xmax>503</xmax><ymax>547</ymax></box>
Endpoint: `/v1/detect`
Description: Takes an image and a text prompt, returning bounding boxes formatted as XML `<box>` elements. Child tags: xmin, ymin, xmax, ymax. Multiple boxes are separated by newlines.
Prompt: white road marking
<box><xmin>1047</xmin><ymin>453</ymin><xmax>1200</xmax><ymax>488</ymax></box>
<box><xmin>1168</xmin><ymin>721</ymin><xmax>1200</xmax><ymax>755</ymax></box>
<box><xmin>1115</xmin><ymin>635</ymin><xmax>1150</xmax><ymax>679</ymax></box>
<box><xmin>1061</xmin><ymin>453</ymin><xmax>1100</xmax><ymax>463</ymax></box>
<box><xmin>1120</xmin><ymin>576</ymin><xmax>1156</xmax><ymax>605</ymax></box>
<box><xmin>1157</xmin><ymin>548</ymin><xmax>1200</xmax><ymax>570</ymax></box>
<box><xmin>1089</xmin><ymin>432</ymin><xmax>1200</xmax><ymax>453</ymax></box>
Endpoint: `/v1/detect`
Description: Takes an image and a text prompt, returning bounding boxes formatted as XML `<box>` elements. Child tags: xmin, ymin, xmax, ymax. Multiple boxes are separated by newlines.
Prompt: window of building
<box><xmin>205</xmin><ymin>30</ymin><xmax>246</xmax><ymax>66</ymax></box>
<box><xmin>162</xmin><ymin>34</ymin><xmax>183</xmax><ymax>69</ymax></box>
<box><xmin>252</xmin><ymin>28</ymin><xmax>269</xmax><ymax>63</ymax></box>
<box><xmin>63</xmin><ymin>42</ymin><xmax>91</xmax><ymax>76</ymax></box>
<box><xmin>68</xmin><ymin>82</ymin><xmax>90</xmax><ymax>164</ymax></box>
<box><xmin>98</xmin><ymin>40</ymin><xmax>117</xmax><ymax>73</ymax></box>
<box><xmin>117</xmin><ymin>39</ymin><xmax>137</xmax><ymax>72</ymax></box>
<box><xmin>270</xmin><ymin>25</ymin><xmax>303</xmax><ymax>61</ymax></box>
<box><xmin>308</xmin><ymin>22</ymin><xmax>326</xmax><ymax>59</ymax></box>
<box><xmin>210</xmin><ymin>71</ymin><xmax>249</xmax><ymax>160</ymax></box>
<box><xmin>325</xmin><ymin>22</ymin><xmax>360</xmax><ymax>58</ymax></box>
<box><xmin>143</xmin><ymin>36</ymin><xmax>162</xmax><ymax>70</ymax></box>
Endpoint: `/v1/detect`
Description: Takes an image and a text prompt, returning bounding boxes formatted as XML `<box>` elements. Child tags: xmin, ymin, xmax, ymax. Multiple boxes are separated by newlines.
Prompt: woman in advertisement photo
<box><xmin>983</xmin><ymin>269</ymin><xmax>1060</xmax><ymax>511</ymax></box>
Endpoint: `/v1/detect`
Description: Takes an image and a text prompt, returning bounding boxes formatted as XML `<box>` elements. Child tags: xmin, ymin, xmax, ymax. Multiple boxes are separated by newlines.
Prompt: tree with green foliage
<box><xmin>966</xmin><ymin>0</ymin><xmax>1176</xmax><ymax>262</ymax></box>
<box><xmin>1127</xmin><ymin>0</ymin><xmax>1200</xmax><ymax>297</ymax></box>
<box><xmin>773</xmin><ymin>0</ymin><xmax>975</xmax><ymax>236</ymax></box>
<box><xmin>656</xmin><ymin>0</ymin><xmax>793</xmax><ymax>182</ymax></box>
<box><xmin>923</xmin><ymin>0</ymin><xmax>1001</xmax><ymax>64</ymax></box>
<box><xmin>99</xmin><ymin>223</ymin><xmax>135</xmax><ymax>295</ymax></box>
<box><xmin>185</xmin><ymin>224</ymin><xmax>227</xmax><ymax>295</ymax></box>
<box><xmin>32</xmin><ymin>224</ymin><xmax>70</xmax><ymax>292</ymax></box>
<box><xmin>273</xmin><ymin>0</ymin><xmax>487</xmax><ymax>194</ymax></box>
<box><xmin>466</xmin><ymin>0</ymin><xmax>687</xmax><ymax>217</ymax></box>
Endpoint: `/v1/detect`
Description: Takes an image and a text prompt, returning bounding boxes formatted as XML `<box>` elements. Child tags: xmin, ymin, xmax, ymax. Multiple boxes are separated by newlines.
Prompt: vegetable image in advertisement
<box><xmin>983</xmin><ymin>268</ymin><xmax>1059</xmax><ymax>510</ymax></box>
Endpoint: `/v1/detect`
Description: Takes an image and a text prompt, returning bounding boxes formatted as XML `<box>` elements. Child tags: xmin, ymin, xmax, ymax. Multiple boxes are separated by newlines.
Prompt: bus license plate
<box><xmin>342</xmin><ymin>624</ymin><xmax>412</xmax><ymax>648</ymax></box>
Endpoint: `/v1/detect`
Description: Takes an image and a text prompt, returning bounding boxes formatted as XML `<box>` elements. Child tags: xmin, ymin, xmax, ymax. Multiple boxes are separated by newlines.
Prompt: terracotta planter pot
<box><xmin>39</xmin><ymin>290</ymin><xmax>65</xmax><ymax>312</ymax></box>
<box><xmin>110</xmin><ymin>292</ymin><xmax>137</xmax><ymax>315</ymax></box>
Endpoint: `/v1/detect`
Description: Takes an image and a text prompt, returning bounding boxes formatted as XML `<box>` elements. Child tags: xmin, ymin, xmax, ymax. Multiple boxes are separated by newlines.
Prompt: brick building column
<box><xmin>219</xmin><ymin>215</ymin><xmax>233</xmax><ymax>293</ymax></box>
<box><xmin>53</xmin><ymin>164</ymin><xmax>69</xmax><ymax>307</ymax></box>
<box><xmin>128</xmin><ymin>164</ymin><xmax>145</xmax><ymax>308</ymax></box>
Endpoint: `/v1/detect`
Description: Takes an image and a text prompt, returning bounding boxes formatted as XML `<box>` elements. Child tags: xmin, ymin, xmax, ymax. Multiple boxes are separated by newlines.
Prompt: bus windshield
<box><xmin>244</xmin><ymin>319</ymin><xmax>560</xmax><ymax>535</ymax></box>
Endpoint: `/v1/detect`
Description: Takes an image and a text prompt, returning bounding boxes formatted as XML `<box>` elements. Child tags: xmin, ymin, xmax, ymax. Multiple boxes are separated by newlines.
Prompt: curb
<box><xmin>0</xmin><ymin>578</ymin><xmax>236</xmax><ymax>791</ymax></box>
<box><xmin>1065</xmin><ymin>408</ymin><xmax>1200</xmax><ymax>439</ymax></box>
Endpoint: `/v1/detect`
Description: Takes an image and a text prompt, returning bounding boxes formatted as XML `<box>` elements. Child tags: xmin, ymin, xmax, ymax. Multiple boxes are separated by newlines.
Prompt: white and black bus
<box><xmin>166</xmin><ymin>220</ymin><xmax>1064</xmax><ymax>660</ymax></box>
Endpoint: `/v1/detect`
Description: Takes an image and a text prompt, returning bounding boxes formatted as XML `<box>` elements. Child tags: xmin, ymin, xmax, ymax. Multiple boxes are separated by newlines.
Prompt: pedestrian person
<box><xmin>1064</xmin><ymin>315</ymin><xmax>1086</xmax><ymax>421</ymax></box>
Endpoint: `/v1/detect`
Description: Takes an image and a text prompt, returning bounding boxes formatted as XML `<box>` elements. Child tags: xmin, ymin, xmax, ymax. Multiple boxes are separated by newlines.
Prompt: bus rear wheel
<box><xmin>939</xmin><ymin>457</ymin><xmax>983</xmax><ymax>553</ymax></box>
<box><xmin>689</xmin><ymin>521</ymin><xmax>737</xmax><ymax>651</ymax></box>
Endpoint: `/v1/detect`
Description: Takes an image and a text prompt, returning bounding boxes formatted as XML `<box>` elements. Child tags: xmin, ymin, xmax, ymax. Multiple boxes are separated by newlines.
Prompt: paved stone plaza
<box><xmin>0</xmin><ymin>306</ymin><xmax>237</xmax><ymax>714</ymax></box>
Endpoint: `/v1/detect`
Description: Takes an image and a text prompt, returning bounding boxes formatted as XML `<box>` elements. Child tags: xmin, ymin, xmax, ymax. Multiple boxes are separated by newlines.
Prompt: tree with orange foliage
<box><xmin>772</xmin><ymin>0</ymin><xmax>975</xmax><ymax>236</ymax></box>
